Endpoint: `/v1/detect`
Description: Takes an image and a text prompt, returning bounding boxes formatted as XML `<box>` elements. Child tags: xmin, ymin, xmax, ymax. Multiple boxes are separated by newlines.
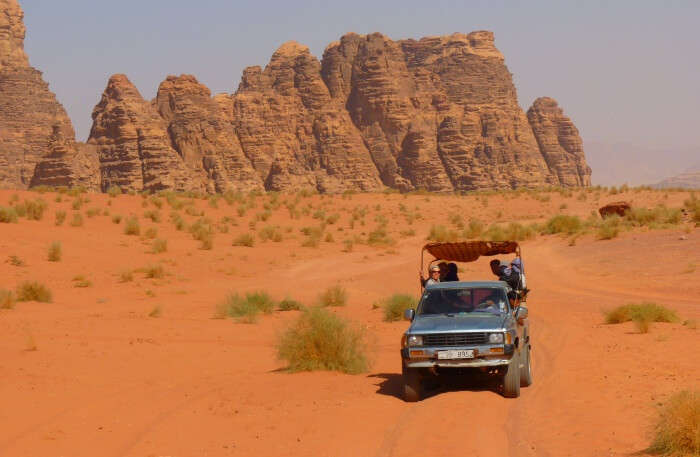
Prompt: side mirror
<box><xmin>403</xmin><ymin>309</ymin><xmax>415</xmax><ymax>321</ymax></box>
<box><xmin>515</xmin><ymin>306</ymin><xmax>528</xmax><ymax>323</ymax></box>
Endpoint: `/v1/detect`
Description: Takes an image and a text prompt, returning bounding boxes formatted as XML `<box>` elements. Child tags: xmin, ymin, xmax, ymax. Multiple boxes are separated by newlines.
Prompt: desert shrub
<box><xmin>684</xmin><ymin>194</ymin><xmax>700</xmax><ymax>223</ymax></box>
<box><xmin>318</xmin><ymin>284</ymin><xmax>348</xmax><ymax>307</ymax></box>
<box><xmin>542</xmin><ymin>214</ymin><xmax>583</xmax><ymax>235</ymax></box>
<box><xmin>148</xmin><ymin>305</ymin><xmax>162</xmax><ymax>318</ymax></box>
<box><xmin>278</xmin><ymin>297</ymin><xmax>304</xmax><ymax>311</ymax></box>
<box><xmin>232</xmin><ymin>232</ymin><xmax>255</xmax><ymax>247</ymax></box>
<box><xmin>143</xmin><ymin>264</ymin><xmax>165</xmax><ymax>279</ymax></box>
<box><xmin>55</xmin><ymin>210</ymin><xmax>67</xmax><ymax>226</ymax></box>
<box><xmin>16</xmin><ymin>281</ymin><xmax>53</xmax><ymax>303</ymax></box>
<box><xmin>47</xmin><ymin>241</ymin><xmax>62</xmax><ymax>262</ymax></box>
<box><xmin>377</xmin><ymin>294</ymin><xmax>417</xmax><ymax>322</ymax></box>
<box><xmin>597</xmin><ymin>215</ymin><xmax>621</xmax><ymax>240</ymax></box>
<box><xmin>325</xmin><ymin>213</ymin><xmax>340</xmax><ymax>225</ymax></box>
<box><xmin>215</xmin><ymin>291</ymin><xmax>275</xmax><ymax>322</ymax></box>
<box><xmin>124</xmin><ymin>217</ymin><xmax>140</xmax><ymax>235</ymax></box>
<box><xmin>143</xmin><ymin>210</ymin><xmax>161</xmax><ymax>223</ymax></box>
<box><xmin>119</xmin><ymin>270</ymin><xmax>134</xmax><ymax>283</ymax></box>
<box><xmin>277</xmin><ymin>307</ymin><xmax>368</xmax><ymax>374</ymax></box>
<box><xmin>70</xmin><ymin>213</ymin><xmax>84</xmax><ymax>227</ymax></box>
<box><xmin>111</xmin><ymin>214</ymin><xmax>122</xmax><ymax>224</ymax></box>
<box><xmin>7</xmin><ymin>255</ymin><xmax>24</xmax><ymax>266</ymax></box>
<box><xmin>151</xmin><ymin>238</ymin><xmax>167</xmax><ymax>254</ymax></box>
<box><xmin>259</xmin><ymin>225</ymin><xmax>283</xmax><ymax>242</ymax></box>
<box><xmin>86</xmin><ymin>207</ymin><xmax>101</xmax><ymax>218</ymax></box>
<box><xmin>0</xmin><ymin>289</ymin><xmax>16</xmax><ymax>309</ymax></box>
<box><xmin>367</xmin><ymin>225</ymin><xmax>394</xmax><ymax>246</ymax></box>
<box><xmin>149</xmin><ymin>196</ymin><xmax>163</xmax><ymax>209</ymax></box>
<box><xmin>342</xmin><ymin>239</ymin><xmax>354</xmax><ymax>252</ymax></box>
<box><xmin>73</xmin><ymin>276</ymin><xmax>92</xmax><ymax>288</ymax></box>
<box><xmin>0</xmin><ymin>206</ymin><xmax>19</xmax><ymax>223</ymax></box>
<box><xmin>427</xmin><ymin>224</ymin><xmax>459</xmax><ymax>242</ymax></box>
<box><xmin>463</xmin><ymin>219</ymin><xmax>484</xmax><ymax>239</ymax></box>
<box><xmin>144</xmin><ymin>227</ymin><xmax>158</xmax><ymax>239</ymax></box>
<box><xmin>71</xmin><ymin>197</ymin><xmax>84</xmax><ymax>210</ymax></box>
<box><xmin>649</xmin><ymin>390</ymin><xmax>700</xmax><ymax>456</ymax></box>
<box><xmin>107</xmin><ymin>185</ymin><xmax>122</xmax><ymax>197</ymax></box>
<box><xmin>301</xmin><ymin>226</ymin><xmax>324</xmax><ymax>248</ymax></box>
<box><xmin>189</xmin><ymin>218</ymin><xmax>214</xmax><ymax>249</ymax></box>
<box><xmin>605</xmin><ymin>303</ymin><xmax>679</xmax><ymax>333</ymax></box>
<box><xmin>20</xmin><ymin>199</ymin><xmax>47</xmax><ymax>220</ymax></box>
<box><xmin>626</xmin><ymin>206</ymin><xmax>682</xmax><ymax>227</ymax></box>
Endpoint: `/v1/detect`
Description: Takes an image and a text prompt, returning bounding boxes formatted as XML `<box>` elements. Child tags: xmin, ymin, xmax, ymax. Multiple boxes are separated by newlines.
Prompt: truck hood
<box><xmin>409</xmin><ymin>313</ymin><xmax>506</xmax><ymax>333</ymax></box>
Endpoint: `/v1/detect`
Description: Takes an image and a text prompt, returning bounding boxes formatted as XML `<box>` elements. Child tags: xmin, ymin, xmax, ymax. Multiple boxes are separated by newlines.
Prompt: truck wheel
<box><xmin>402</xmin><ymin>365</ymin><xmax>422</xmax><ymax>402</ymax></box>
<box><xmin>502</xmin><ymin>353</ymin><xmax>521</xmax><ymax>398</ymax></box>
<box><xmin>520</xmin><ymin>345</ymin><xmax>533</xmax><ymax>387</ymax></box>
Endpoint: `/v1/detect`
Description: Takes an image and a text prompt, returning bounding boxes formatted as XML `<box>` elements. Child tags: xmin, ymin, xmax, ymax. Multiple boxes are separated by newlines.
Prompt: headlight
<box><xmin>489</xmin><ymin>333</ymin><xmax>504</xmax><ymax>344</ymax></box>
<box><xmin>407</xmin><ymin>335</ymin><xmax>423</xmax><ymax>347</ymax></box>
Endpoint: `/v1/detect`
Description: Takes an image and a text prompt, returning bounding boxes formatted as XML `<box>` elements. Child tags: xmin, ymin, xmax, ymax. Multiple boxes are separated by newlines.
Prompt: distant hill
<box><xmin>654</xmin><ymin>166</ymin><xmax>700</xmax><ymax>189</ymax></box>
<box><xmin>585</xmin><ymin>142</ymin><xmax>699</xmax><ymax>187</ymax></box>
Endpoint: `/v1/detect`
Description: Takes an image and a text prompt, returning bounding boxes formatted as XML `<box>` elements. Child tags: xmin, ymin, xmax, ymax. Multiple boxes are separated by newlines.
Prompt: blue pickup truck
<box><xmin>401</xmin><ymin>241</ymin><xmax>532</xmax><ymax>401</ymax></box>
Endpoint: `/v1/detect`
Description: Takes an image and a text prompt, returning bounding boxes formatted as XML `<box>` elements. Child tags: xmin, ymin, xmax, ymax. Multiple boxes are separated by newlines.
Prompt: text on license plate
<box><xmin>437</xmin><ymin>349</ymin><xmax>475</xmax><ymax>360</ymax></box>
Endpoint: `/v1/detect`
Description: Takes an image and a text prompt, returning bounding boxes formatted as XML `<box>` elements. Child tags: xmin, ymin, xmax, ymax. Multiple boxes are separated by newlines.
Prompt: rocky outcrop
<box><xmin>527</xmin><ymin>97</ymin><xmax>592</xmax><ymax>187</ymax></box>
<box><xmin>232</xmin><ymin>42</ymin><xmax>382</xmax><ymax>192</ymax></box>
<box><xmin>88</xmin><ymin>74</ymin><xmax>193</xmax><ymax>193</ymax></box>
<box><xmin>155</xmin><ymin>75</ymin><xmax>263</xmax><ymax>193</ymax></box>
<box><xmin>0</xmin><ymin>0</ymin><xmax>96</xmax><ymax>189</ymax></box>
<box><xmin>1</xmin><ymin>0</ymin><xmax>592</xmax><ymax>193</ymax></box>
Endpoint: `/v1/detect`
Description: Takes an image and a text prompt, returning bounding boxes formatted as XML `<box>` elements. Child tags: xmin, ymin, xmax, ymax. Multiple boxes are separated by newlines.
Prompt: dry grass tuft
<box><xmin>0</xmin><ymin>289</ymin><xmax>16</xmax><ymax>309</ymax></box>
<box><xmin>278</xmin><ymin>297</ymin><xmax>304</xmax><ymax>311</ymax></box>
<box><xmin>604</xmin><ymin>302</ymin><xmax>679</xmax><ymax>333</ymax></box>
<box><xmin>277</xmin><ymin>307</ymin><xmax>368</xmax><ymax>374</ymax></box>
<box><xmin>70</xmin><ymin>213</ymin><xmax>84</xmax><ymax>227</ymax></box>
<box><xmin>232</xmin><ymin>232</ymin><xmax>255</xmax><ymax>247</ymax></box>
<box><xmin>47</xmin><ymin>241</ymin><xmax>62</xmax><ymax>262</ymax></box>
<box><xmin>55</xmin><ymin>210</ymin><xmax>67</xmax><ymax>226</ymax></box>
<box><xmin>214</xmin><ymin>291</ymin><xmax>275</xmax><ymax>323</ymax></box>
<box><xmin>318</xmin><ymin>284</ymin><xmax>348</xmax><ymax>307</ymax></box>
<box><xmin>649</xmin><ymin>390</ymin><xmax>700</xmax><ymax>456</ymax></box>
<box><xmin>16</xmin><ymin>281</ymin><xmax>53</xmax><ymax>303</ymax></box>
<box><xmin>148</xmin><ymin>305</ymin><xmax>162</xmax><ymax>318</ymax></box>
<box><xmin>376</xmin><ymin>294</ymin><xmax>417</xmax><ymax>322</ymax></box>
<box><xmin>124</xmin><ymin>217</ymin><xmax>140</xmax><ymax>235</ymax></box>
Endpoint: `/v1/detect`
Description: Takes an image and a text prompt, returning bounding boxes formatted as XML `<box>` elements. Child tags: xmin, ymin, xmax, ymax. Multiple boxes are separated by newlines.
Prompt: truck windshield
<box><xmin>417</xmin><ymin>287</ymin><xmax>509</xmax><ymax>316</ymax></box>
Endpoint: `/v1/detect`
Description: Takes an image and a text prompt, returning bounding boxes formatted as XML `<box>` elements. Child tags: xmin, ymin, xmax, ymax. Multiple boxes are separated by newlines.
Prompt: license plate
<box><xmin>437</xmin><ymin>349</ymin><xmax>474</xmax><ymax>360</ymax></box>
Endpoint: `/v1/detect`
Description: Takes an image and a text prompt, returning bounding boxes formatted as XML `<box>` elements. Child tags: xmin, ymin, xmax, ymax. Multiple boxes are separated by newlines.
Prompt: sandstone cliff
<box><xmin>2</xmin><ymin>0</ymin><xmax>592</xmax><ymax>193</ymax></box>
<box><xmin>0</xmin><ymin>0</ymin><xmax>97</xmax><ymax>189</ymax></box>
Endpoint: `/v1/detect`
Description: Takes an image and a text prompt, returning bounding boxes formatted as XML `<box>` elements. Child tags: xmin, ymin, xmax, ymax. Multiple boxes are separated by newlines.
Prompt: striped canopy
<box><xmin>423</xmin><ymin>241</ymin><xmax>519</xmax><ymax>263</ymax></box>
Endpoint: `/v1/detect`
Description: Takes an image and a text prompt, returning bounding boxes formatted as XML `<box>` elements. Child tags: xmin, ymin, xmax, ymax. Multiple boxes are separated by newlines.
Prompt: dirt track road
<box><xmin>1</xmin><ymin>192</ymin><xmax>698</xmax><ymax>456</ymax></box>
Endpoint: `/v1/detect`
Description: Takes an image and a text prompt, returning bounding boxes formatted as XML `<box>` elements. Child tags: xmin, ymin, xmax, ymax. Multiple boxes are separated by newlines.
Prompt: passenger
<box><xmin>507</xmin><ymin>291</ymin><xmax>519</xmax><ymax>310</ymax></box>
<box><xmin>444</xmin><ymin>262</ymin><xmax>459</xmax><ymax>282</ymax></box>
<box><xmin>437</xmin><ymin>261</ymin><xmax>449</xmax><ymax>281</ymax></box>
<box><xmin>420</xmin><ymin>264</ymin><xmax>441</xmax><ymax>288</ymax></box>
<box><xmin>490</xmin><ymin>259</ymin><xmax>506</xmax><ymax>278</ymax></box>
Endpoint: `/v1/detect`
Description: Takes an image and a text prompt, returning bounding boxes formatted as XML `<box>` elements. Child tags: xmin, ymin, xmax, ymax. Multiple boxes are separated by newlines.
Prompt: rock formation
<box><xmin>527</xmin><ymin>97</ymin><xmax>592</xmax><ymax>187</ymax></box>
<box><xmin>0</xmin><ymin>0</ymin><xmax>96</xmax><ymax>189</ymax></box>
<box><xmin>2</xmin><ymin>0</ymin><xmax>593</xmax><ymax>193</ymax></box>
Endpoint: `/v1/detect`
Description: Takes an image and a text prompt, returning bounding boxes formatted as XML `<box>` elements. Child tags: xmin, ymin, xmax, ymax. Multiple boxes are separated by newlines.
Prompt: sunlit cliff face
<box><xmin>0</xmin><ymin>0</ymin><xmax>29</xmax><ymax>70</ymax></box>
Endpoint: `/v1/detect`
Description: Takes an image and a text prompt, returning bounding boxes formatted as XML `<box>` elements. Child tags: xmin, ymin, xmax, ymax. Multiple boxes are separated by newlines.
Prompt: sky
<box><xmin>20</xmin><ymin>0</ymin><xmax>700</xmax><ymax>184</ymax></box>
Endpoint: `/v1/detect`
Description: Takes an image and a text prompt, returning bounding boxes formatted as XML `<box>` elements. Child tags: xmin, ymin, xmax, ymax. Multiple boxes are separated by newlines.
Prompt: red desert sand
<box><xmin>0</xmin><ymin>188</ymin><xmax>698</xmax><ymax>456</ymax></box>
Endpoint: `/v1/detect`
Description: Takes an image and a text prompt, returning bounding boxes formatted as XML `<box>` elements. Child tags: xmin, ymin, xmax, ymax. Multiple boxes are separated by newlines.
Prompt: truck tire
<box><xmin>502</xmin><ymin>353</ymin><xmax>521</xmax><ymax>398</ymax></box>
<box><xmin>402</xmin><ymin>365</ymin><xmax>422</xmax><ymax>402</ymax></box>
<box><xmin>520</xmin><ymin>345</ymin><xmax>533</xmax><ymax>387</ymax></box>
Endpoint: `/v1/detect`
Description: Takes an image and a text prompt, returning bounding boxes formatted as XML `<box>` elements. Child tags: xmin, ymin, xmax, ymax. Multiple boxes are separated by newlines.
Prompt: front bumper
<box><xmin>401</xmin><ymin>344</ymin><xmax>515</xmax><ymax>368</ymax></box>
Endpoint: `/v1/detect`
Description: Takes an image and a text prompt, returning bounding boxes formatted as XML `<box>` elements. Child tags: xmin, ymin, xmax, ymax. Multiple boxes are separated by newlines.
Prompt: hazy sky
<box><xmin>21</xmin><ymin>0</ymin><xmax>700</xmax><ymax>174</ymax></box>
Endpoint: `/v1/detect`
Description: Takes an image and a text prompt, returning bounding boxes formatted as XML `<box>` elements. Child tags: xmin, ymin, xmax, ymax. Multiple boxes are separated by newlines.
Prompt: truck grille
<box><xmin>422</xmin><ymin>332</ymin><xmax>488</xmax><ymax>346</ymax></box>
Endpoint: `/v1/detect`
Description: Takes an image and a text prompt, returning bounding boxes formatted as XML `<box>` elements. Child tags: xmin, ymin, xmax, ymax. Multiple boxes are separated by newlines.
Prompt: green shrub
<box><xmin>463</xmin><ymin>219</ymin><xmax>484</xmax><ymax>239</ymax></box>
<box><xmin>377</xmin><ymin>294</ymin><xmax>417</xmax><ymax>322</ymax></box>
<box><xmin>649</xmin><ymin>390</ymin><xmax>700</xmax><ymax>456</ymax></box>
<box><xmin>0</xmin><ymin>289</ymin><xmax>16</xmax><ymax>309</ymax></box>
<box><xmin>151</xmin><ymin>238</ymin><xmax>167</xmax><ymax>254</ymax></box>
<box><xmin>107</xmin><ymin>185</ymin><xmax>122</xmax><ymax>197</ymax></box>
<box><xmin>22</xmin><ymin>199</ymin><xmax>47</xmax><ymax>220</ymax></box>
<box><xmin>70</xmin><ymin>213</ymin><xmax>84</xmax><ymax>227</ymax></box>
<box><xmin>427</xmin><ymin>224</ymin><xmax>459</xmax><ymax>242</ymax></box>
<box><xmin>367</xmin><ymin>226</ymin><xmax>394</xmax><ymax>246</ymax></box>
<box><xmin>626</xmin><ymin>206</ymin><xmax>682</xmax><ymax>227</ymax></box>
<box><xmin>232</xmin><ymin>233</ymin><xmax>255</xmax><ymax>247</ymax></box>
<box><xmin>278</xmin><ymin>297</ymin><xmax>304</xmax><ymax>311</ymax></box>
<box><xmin>124</xmin><ymin>217</ymin><xmax>140</xmax><ymax>235</ymax></box>
<box><xmin>189</xmin><ymin>218</ymin><xmax>214</xmax><ymax>249</ymax></box>
<box><xmin>604</xmin><ymin>303</ymin><xmax>679</xmax><ymax>333</ymax></box>
<box><xmin>318</xmin><ymin>284</ymin><xmax>348</xmax><ymax>307</ymax></box>
<box><xmin>16</xmin><ymin>281</ymin><xmax>53</xmax><ymax>303</ymax></box>
<box><xmin>684</xmin><ymin>194</ymin><xmax>700</xmax><ymax>224</ymax></box>
<box><xmin>597</xmin><ymin>216</ymin><xmax>621</xmax><ymax>240</ymax></box>
<box><xmin>143</xmin><ymin>264</ymin><xmax>165</xmax><ymax>279</ymax></box>
<box><xmin>542</xmin><ymin>214</ymin><xmax>583</xmax><ymax>235</ymax></box>
<box><xmin>55</xmin><ymin>210</ymin><xmax>67</xmax><ymax>226</ymax></box>
<box><xmin>215</xmin><ymin>291</ymin><xmax>275</xmax><ymax>322</ymax></box>
<box><xmin>47</xmin><ymin>241</ymin><xmax>62</xmax><ymax>262</ymax></box>
<box><xmin>0</xmin><ymin>206</ymin><xmax>19</xmax><ymax>223</ymax></box>
<box><xmin>277</xmin><ymin>307</ymin><xmax>368</xmax><ymax>374</ymax></box>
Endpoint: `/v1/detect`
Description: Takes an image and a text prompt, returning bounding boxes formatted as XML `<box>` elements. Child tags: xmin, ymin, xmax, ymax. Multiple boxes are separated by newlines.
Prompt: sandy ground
<box><xmin>0</xmin><ymin>188</ymin><xmax>698</xmax><ymax>457</ymax></box>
